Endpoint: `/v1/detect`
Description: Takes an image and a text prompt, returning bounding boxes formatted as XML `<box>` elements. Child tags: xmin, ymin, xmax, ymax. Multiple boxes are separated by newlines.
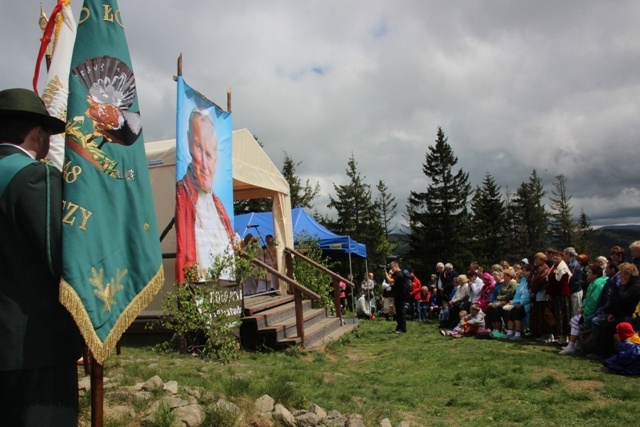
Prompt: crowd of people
<box><xmin>348</xmin><ymin>242</ymin><xmax>640</xmax><ymax>376</ymax></box>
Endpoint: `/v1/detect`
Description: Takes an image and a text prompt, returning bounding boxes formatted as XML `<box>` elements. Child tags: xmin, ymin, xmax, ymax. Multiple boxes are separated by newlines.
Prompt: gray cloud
<box><xmin>3</xmin><ymin>0</ymin><xmax>639</xmax><ymax>228</ymax></box>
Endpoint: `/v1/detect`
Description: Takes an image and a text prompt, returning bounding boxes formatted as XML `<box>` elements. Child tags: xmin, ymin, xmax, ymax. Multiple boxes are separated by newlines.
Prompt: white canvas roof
<box><xmin>143</xmin><ymin>128</ymin><xmax>293</xmax><ymax>314</ymax></box>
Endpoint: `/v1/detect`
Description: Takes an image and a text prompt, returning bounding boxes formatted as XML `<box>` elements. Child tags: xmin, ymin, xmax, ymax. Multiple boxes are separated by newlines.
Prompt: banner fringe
<box><xmin>60</xmin><ymin>265</ymin><xmax>165</xmax><ymax>364</ymax></box>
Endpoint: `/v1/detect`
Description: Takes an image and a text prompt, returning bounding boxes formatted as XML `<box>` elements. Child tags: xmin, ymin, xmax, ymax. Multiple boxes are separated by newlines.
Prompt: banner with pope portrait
<box><xmin>175</xmin><ymin>77</ymin><xmax>234</xmax><ymax>283</ymax></box>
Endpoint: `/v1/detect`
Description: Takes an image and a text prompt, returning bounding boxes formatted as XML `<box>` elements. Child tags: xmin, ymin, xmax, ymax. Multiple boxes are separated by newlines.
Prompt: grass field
<box><xmin>87</xmin><ymin>317</ymin><xmax>640</xmax><ymax>426</ymax></box>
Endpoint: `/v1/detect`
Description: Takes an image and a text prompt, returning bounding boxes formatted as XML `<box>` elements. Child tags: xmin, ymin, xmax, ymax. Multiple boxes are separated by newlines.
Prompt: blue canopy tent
<box><xmin>234</xmin><ymin>208</ymin><xmax>367</xmax><ymax>259</ymax></box>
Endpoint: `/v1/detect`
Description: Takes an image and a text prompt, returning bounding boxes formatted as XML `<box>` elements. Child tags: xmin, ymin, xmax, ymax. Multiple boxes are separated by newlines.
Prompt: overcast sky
<box><xmin>3</xmin><ymin>1</ymin><xmax>640</xmax><ymax>227</ymax></box>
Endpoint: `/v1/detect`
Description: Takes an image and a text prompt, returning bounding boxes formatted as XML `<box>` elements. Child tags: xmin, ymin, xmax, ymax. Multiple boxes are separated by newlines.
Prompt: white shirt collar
<box><xmin>0</xmin><ymin>143</ymin><xmax>35</xmax><ymax>159</ymax></box>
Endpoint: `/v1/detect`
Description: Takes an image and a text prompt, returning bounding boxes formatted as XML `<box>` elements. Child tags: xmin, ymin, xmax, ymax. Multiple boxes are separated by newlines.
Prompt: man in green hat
<box><xmin>0</xmin><ymin>88</ymin><xmax>81</xmax><ymax>426</ymax></box>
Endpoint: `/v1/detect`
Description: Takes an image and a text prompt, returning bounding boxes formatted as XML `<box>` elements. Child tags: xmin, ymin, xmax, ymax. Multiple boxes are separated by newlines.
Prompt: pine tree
<box><xmin>470</xmin><ymin>172</ymin><xmax>507</xmax><ymax>266</ymax></box>
<box><xmin>548</xmin><ymin>174</ymin><xmax>576</xmax><ymax>249</ymax></box>
<box><xmin>281</xmin><ymin>152</ymin><xmax>320</xmax><ymax>209</ymax></box>
<box><xmin>407</xmin><ymin>127</ymin><xmax>471</xmax><ymax>276</ymax></box>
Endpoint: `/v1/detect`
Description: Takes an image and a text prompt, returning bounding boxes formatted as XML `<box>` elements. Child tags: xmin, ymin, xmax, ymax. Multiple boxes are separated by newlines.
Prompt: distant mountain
<box><xmin>592</xmin><ymin>227</ymin><xmax>640</xmax><ymax>257</ymax></box>
<box><xmin>596</xmin><ymin>224</ymin><xmax>640</xmax><ymax>231</ymax></box>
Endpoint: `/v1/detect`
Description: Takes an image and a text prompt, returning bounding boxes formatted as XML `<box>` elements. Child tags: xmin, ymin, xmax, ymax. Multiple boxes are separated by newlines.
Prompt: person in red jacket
<box><xmin>409</xmin><ymin>270</ymin><xmax>422</xmax><ymax>321</ymax></box>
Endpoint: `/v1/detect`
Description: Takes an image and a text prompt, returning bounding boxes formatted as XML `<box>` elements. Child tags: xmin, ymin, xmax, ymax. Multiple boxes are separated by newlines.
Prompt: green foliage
<box><xmin>153</xmin><ymin>261</ymin><xmax>240</xmax><ymax>363</ymax></box>
<box><xmin>294</xmin><ymin>232</ymin><xmax>335</xmax><ymax>311</ymax></box>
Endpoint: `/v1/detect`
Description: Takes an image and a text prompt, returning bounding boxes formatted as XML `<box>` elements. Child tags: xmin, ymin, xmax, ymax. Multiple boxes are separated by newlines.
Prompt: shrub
<box><xmin>293</xmin><ymin>232</ymin><xmax>336</xmax><ymax>312</ymax></box>
<box><xmin>151</xmin><ymin>244</ymin><xmax>256</xmax><ymax>363</ymax></box>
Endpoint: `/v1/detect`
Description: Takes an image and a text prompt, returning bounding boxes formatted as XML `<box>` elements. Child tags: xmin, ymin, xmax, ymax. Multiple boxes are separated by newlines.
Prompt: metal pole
<box><xmin>348</xmin><ymin>237</ymin><xmax>354</xmax><ymax>313</ymax></box>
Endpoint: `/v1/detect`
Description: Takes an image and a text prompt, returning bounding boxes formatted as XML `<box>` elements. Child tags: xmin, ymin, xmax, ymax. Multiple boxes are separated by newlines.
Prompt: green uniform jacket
<box><xmin>0</xmin><ymin>145</ymin><xmax>81</xmax><ymax>371</ymax></box>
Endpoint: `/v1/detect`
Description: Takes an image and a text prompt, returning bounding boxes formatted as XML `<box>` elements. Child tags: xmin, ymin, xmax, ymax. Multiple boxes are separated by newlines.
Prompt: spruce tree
<box><xmin>327</xmin><ymin>154</ymin><xmax>386</xmax><ymax>270</ymax></box>
<box><xmin>470</xmin><ymin>172</ymin><xmax>507</xmax><ymax>266</ymax></box>
<box><xmin>407</xmin><ymin>127</ymin><xmax>471</xmax><ymax>276</ymax></box>
<box><xmin>509</xmin><ymin>169</ymin><xmax>549</xmax><ymax>258</ymax></box>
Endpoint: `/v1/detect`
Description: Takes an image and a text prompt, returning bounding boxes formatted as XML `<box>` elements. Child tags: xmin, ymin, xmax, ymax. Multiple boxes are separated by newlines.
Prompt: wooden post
<box><xmin>227</xmin><ymin>88</ymin><xmax>232</xmax><ymax>113</ymax></box>
<box><xmin>90</xmin><ymin>356</ymin><xmax>104</xmax><ymax>427</ymax></box>
<box><xmin>333</xmin><ymin>278</ymin><xmax>343</xmax><ymax>322</ymax></box>
<box><xmin>293</xmin><ymin>286</ymin><xmax>304</xmax><ymax>345</ymax></box>
<box><xmin>285</xmin><ymin>251</ymin><xmax>294</xmax><ymax>297</ymax></box>
<box><xmin>82</xmin><ymin>346</ymin><xmax>91</xmax><ymax>375</ymax></box>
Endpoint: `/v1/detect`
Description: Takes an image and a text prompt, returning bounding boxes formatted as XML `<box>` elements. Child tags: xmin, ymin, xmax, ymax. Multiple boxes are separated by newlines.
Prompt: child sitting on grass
<box><xmin>440</xmin><ymin>305</ymin><xmax>486</xmax><ymax>338</ymax></box>
<box><xmin>441</xmin><ymin>310</ymin><xmax>468</xmax><ymax>338</ymax></box>
<box><xmin>602</xmin><ymin>322</ymin><xmax>640</xmax><ymax>376</ymax></box>
<box><xmin>464</xmin><ymin>304</ymin><xmax>486</xmax><ymax>336</ymax></box>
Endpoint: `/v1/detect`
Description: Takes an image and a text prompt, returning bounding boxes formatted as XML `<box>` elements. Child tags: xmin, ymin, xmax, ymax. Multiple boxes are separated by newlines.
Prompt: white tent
<box><xmin>143</xmin><ymin>128</ymin><xmax>292</xmax><ymax>315</ymax></box>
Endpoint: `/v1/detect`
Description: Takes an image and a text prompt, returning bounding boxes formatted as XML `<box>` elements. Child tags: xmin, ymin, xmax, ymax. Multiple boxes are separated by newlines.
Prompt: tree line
<box><xmin>235</xmin><ymin>127</ymin><xmax>594</xmax><ymax>280</ymax></box>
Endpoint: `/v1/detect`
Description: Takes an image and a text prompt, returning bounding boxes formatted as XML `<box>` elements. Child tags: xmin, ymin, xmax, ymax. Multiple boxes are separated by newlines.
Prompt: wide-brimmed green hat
<box><xmin>0</xmin><ymin>88</ymin><xmax>66</xmax><ymax>134</ymax></box>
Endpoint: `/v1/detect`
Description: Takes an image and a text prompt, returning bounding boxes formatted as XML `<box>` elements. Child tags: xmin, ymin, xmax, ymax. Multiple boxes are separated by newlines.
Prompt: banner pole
<box><xmin>90</xmin><ymin>355</ymin><xmax>104</xmax><ymax>427</ymax></box>
<box><xmin>38</xmin><ymin>4</ymin><xmax>52</xmax><ymax>72</ymax></box>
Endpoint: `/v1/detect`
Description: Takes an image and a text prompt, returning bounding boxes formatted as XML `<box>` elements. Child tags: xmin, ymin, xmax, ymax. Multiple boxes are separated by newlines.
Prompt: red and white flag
<box><xmin>34</xmin><ymin>0</ymin><xmax>77</xmax><ymax>170</ymax></box>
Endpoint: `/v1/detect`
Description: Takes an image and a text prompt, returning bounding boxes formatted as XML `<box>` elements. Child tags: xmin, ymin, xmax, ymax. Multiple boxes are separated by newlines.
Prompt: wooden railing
<box><xmin>283</xmin><ymin>247</ymin><xmax>355</xmax><ymax>324</ymax></box>
<box><xmin>237</xmin><ymin>251</ymin><xmax>321</xmax><ymax>346</ymax></box>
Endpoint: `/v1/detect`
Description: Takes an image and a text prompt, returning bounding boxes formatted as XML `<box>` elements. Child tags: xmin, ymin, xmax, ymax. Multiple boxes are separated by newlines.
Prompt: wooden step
<box><xmin>243</xmin><ymin>293</ymin><xmax>294</xmax><ymax>316</ymax></box>
<box><xmin>275</xmin><ymin>316</ymin><xmax>356</xmax><ymax>350</ymax></box>
<box><xmin>242</xmin><ymin>299</ymin><xmax>312</xmax><ymax>329</ymax></box>
<box><xmin>303</xmin><ymin>321</ymin><xmax>359</xmax><ymax>352</ymax></box>
<box><xmin>258</xmin><ymin>307</ymin><xmax>328</xmax><ymax>341</ymax></box>
<box><xmin>240</xmin><ymin>291</ymin><xmax>359</xmax><ymax>351</ymax></box>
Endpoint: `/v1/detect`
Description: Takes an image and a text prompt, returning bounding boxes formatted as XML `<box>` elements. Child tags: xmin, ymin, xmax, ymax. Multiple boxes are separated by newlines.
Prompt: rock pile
<box><xmin>78</xmin><ymin>374</ymin><xmax>412</xmax><ymax>427</ymax></box>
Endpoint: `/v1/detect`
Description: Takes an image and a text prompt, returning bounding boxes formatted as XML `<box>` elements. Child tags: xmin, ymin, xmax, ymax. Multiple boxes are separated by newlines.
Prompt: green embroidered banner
<box><xmin>60</xmin><ymin>0</ymin><xmax>163</xmax><ymax>364</ymax></box>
